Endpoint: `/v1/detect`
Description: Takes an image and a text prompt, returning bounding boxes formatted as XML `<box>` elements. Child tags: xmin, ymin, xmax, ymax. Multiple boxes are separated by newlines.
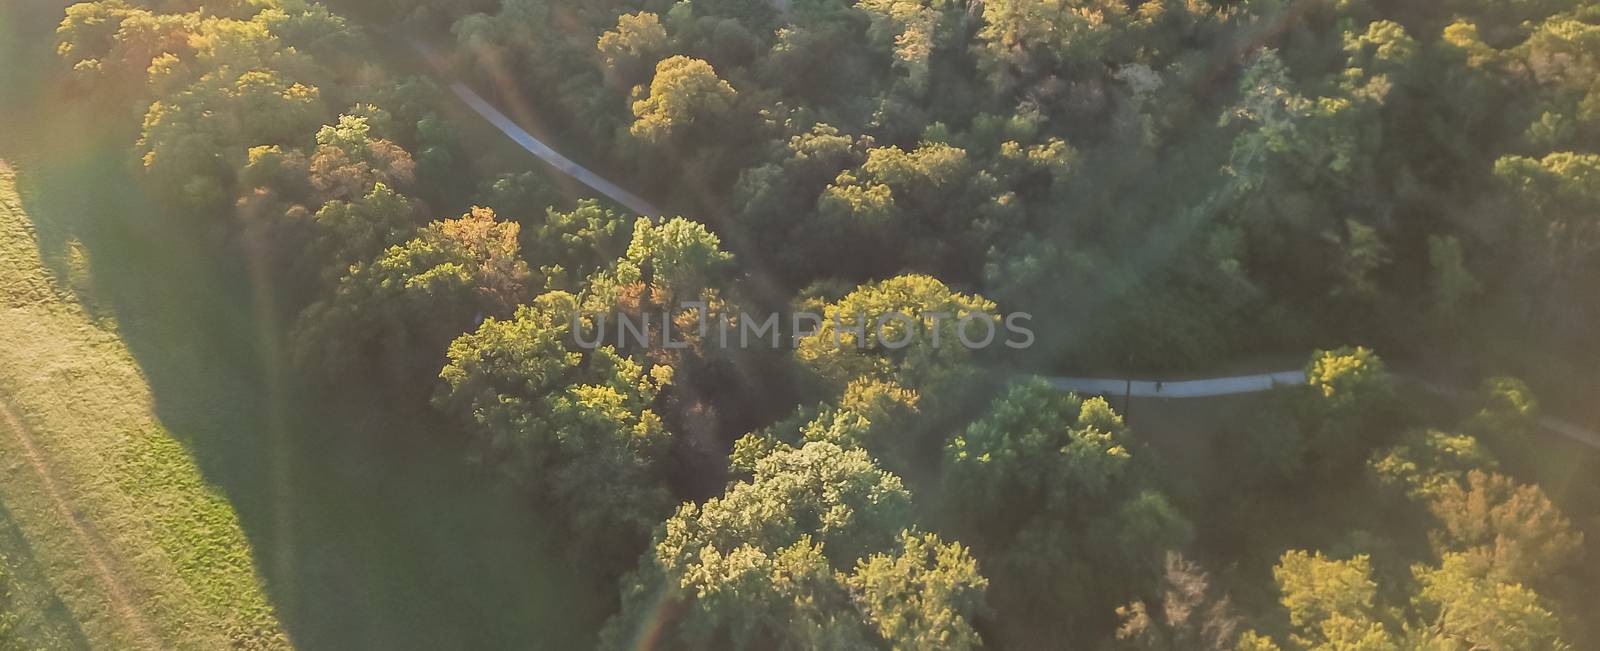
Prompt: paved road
<box><xmin>1048</xmin><ymin>371</ymin><xmax>1305</xmax><ymax>398</ymax></box>
<box><xmin>393</xmin><ymin>32</ymin><xmax>660</xmax><ymax>217</ymax></box>
<box><xmin>1404</xmin><ymin>377</ymin><xmax>1600</xmax><ymax>449</ymax></box>
<box><xmin>1050</xmin><ymin>370</ymin><xmax>1600</xmax><ymax>450</ymax></box>
<box><xmin>448</xmin><ymin>83</ymin><xmax>661</xmax><ymax>218</ymax></box>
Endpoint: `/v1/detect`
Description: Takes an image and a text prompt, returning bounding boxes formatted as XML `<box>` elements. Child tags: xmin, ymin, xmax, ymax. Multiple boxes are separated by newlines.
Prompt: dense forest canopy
<box><xmin>16</xmin><ymin>0</ymin><xmax>1600</xmax><ymax>646</ymax></box>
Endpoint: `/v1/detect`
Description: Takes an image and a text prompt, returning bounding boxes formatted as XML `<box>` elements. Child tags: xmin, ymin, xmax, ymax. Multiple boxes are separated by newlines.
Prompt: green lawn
<box><xmin>0</xmin><ymin>495</ymin><xmax>92</xmax><ymax>650</ymax></box>
<box><xmin>0</xmin><ymin>159</ymin><xmax>288</xmax><ymax>648</ymax></box>
<box><xmin>0</xmin><ymin>8</ymin><xmax>283</xmax><ymax>647</ymax></box>
<box><xmin>0</xmin><ymin>3</ymin><xmax>609</xmax><ymax>649</ymax></box>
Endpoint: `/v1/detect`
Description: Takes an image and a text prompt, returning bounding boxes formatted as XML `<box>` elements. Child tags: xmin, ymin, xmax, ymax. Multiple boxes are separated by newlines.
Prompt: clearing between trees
<box><xmin>0</xmin><ymin>160</ymin><xmax>288</xmax><ymax>648</ymax></box>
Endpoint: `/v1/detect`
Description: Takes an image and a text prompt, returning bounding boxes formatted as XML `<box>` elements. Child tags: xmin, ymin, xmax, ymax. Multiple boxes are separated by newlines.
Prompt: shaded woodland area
<box><xmin>9</xmin><ymin>0</ymin><xmax>1600</xmax><ymax>647</ymax></box>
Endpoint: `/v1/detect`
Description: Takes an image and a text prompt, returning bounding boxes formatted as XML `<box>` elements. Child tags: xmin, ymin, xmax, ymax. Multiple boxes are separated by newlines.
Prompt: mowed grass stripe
<box><xmin>0</xmin><ymin>393</ymin><xmax>161</xmax><ymax>648</ymax></box>
<box><xmin>0</xmin><ymin>161</ymin><xmax>289</xmax><ymax>649</ymax></box>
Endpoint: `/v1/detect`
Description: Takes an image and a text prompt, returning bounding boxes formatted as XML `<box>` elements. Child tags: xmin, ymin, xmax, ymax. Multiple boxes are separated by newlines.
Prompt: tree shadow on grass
<box><xmin>0</xmin><ymin>498</ymin><xmax>92</xmax><ymax>651</ymax></box>
<box><xmin>0</xmin><ymin>31</ymin><xmax>611</xmax><ymax>651</ymax></box>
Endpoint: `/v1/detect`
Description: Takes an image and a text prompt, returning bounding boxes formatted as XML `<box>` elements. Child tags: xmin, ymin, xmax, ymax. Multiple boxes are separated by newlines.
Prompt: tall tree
<box><xmin>435</xmin><ymin>291</ymin><xmax>674</xmax><ymax>568</ymax></box>
<box><xmin>292</xmin><ymin>207</ymin><xmax>530</xmax><ymax>390</ymax></box>
<box><xmin>597</xmin><ymin>11</ymin><xmax>670</xmax><ymax>90</ymax></box>
<box><xmin>1298</xmin><ymin>347</ymin><xmax>1399</xmax><ymax>475</ymax></box>
<box><xmin>308</xmin><ymin>182</ymin><xmax>417</xmax><ymax>281</ymax></box>
<box><xmin>600</xmin><ymin>440</ymin><xmax>988</xmax><ymax>651</ymax></box>
<box><xmin>630</xmin><ymin>55</ymin><xmax>738</xmax><ymax>146</ymax></box>
<box><xmin>1425</xmin><ymin>470</ymin><xmax>1583</xmax><ymax>585</ymax></box>
<box><xmin>795</xmin><ymin>274</ymin><xmax>999</xmax><ymax>395</ymax></box>
<box><xmin>523</xmin><ymin>199</ymin><xmax>633</xmax><ymax>291</ymax></box>
<box><xmin>943</xmin><ymin>378</ymin><xmax>1192</xmax><ymax>646</ymax></box>
<box><xmin>1243</xmin><ymin>549</ymin><xmax>1569</xmax><ymax>649</ymax></box>
<box><xmin>308</xmin><ymin>114</ymin><xmax>417</xmax><ymax>203</ymax></box>
<box><xmin>818</xmin><ymin>142</ymin><xmax>1005</xmax><ymax>279</ymax></box>
<box><xmin>138</xmin><ymin>66</ymin><xmax>326</xmax><ymax>209</ymax></box>
<box><xmin>1411</xmin><ymin>553</ymin><xmax>1567</xmax><ymax>650</ymax></box>
<box><xmin>1271</xmin><ymin>551</ymin><xmax>1398</xmax><ymax>650</ymax></box>
<box><xmin>732</xmin><ymin>123</ymin><xmax>871</xmax><ymax>284</ymax></box>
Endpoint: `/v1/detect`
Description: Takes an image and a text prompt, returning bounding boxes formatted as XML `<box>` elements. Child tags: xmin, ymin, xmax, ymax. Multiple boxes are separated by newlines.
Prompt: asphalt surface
<box><xmin>447</xmin><ymin>83</ymin><xmax>661</xmax><ymax>218</ymax></box>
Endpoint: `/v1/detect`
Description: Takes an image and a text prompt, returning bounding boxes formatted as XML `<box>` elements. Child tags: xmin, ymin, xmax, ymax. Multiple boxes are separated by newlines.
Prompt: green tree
<box><xmin>581</xmin><ymin>216</ymin><xmax>735</xmax><ymax>368</ymax></box>
<box><xmin>240</xmin><ymin>143</ymin><xmax>312</xmax><ymax>201</ymax></box>
<box><xmin>858</xmin><ymin>0</ymin><xmax>955</xmax><ymax>96</ymax></box>
<box><xmin>57</xmin><ymin>2</ymin><xmax>198</xmax><ymax>91</ymax></box>
<box><xmin>755</xmin><ymin>20</ymin><xmax>880</xmax><ymax>109</ymax></box>
<box><xmin>435</xmin><ymin>291</ymin><xmax>673</xmax><ymax>567</ymax></box>
<box><xmin>1247</xmin><ymin>549</ymin><xmax>1570</xmax><ymax>650</ymax></box>
<box><xmin>1426</xmin><ymin>234</ymin><xmax>1480</xmax><ymax>318</ymax></box>
<box><xmin>1219</xmin><ymin>49</ymin><xmax>1312</xmax><ymax>196</ymax></box>
<box><xmin>292</xmin><ymin>207</ymin><xmax>530</xmax><ymax>389</ymax></box>
<box><xmin>1466</xmin><ymin>376</ymin><xmax>1540</xmax><ymax>438</ymax></box>
<box><xmin>57</xmin><ymin>1</ymin><xmax>143</xmax><ymax>70</ymax></box>
<box><xmin>845</xmin><ymin>531</ymin><xmax>989</xmax><ymax>651</ymax></box>
<box><xmin>732</xmin><ymin>124</ymin><xmax>871</xmax><ymax>283</ymax></box>
<box><xmin>523</xmin><ymin>199</ymin><xmax>633</xmax><ymax>291</ymax></box>
<box><xmin>730</xmin><ymin>377</ymin><xmax>922</xmax><ymax>475</ymax></box>
<box><xmin>975</xmin><ymin>0</ymin><xmax>1128</xmax><ymax>91</ymax></box>
<box><xmin>234</xmin><ymin>143</ymin><xmax>320</xmax><ymax>284</ymax></box>
<box><xmin>1305</xmin><ymin>346</ymin><xmax>1395</xmax><ymax>426</ymax></box>
<box><xmin>1516</xmin><ymin>16</ymin><xmax>1600</xmax><ymax>147</ymax></box>
<box><xmin>1411</xmin><ymin>553</ymin><xmax>1566</xmax><ymax>650</ymax></box>
<box><xmin>943</xmin><ymin>379</ymin><xmax>1192</xmax><ymax>645</ymax></box>
<box><xmin>1272</xmin><ymin>551</ymin><xmax>1398</xmax><ymax>651</ymax></box>
<box><xmin>818</xmin><ymin>142</ymin><xmax>1005</xmax><ymax>279</ymax></box>
<box><xmin>586</xmin><ymin>217</ymin><xmax>733</xmax><ymax>310</ymax></box>
<box><xmin>474</xmin><ymin>170</ymin><xmax>555</xmax><ymax>221</ymax></box>
<box><xmin>1493</xmin><ymin>152</ymin><xmax>1600</xmax><ymax>337</ymax></box>
<box><xmin>597</xmin><ymin>12</ymin><xmax>670</xmax><ymax>89</ymax></box>
<box><xmin>600</xmin><ymin>441</ymin><xmax>988</xmax><ymax>651</ymax></box>
<box><xmin>795</xmin><ymin>275</ymin><xmax>999</xmax><ymax>394</ymax></box>
<box><xmin>1369</xmin><ymin>429</ymin><xmax>1498</xmax><ymax>499</ymax></box>
<box><xmin>658</xmin><ymin>1</ymin><xmax>768</xmax><ymax>70</ymax></box>
<box><xmin>1329</xmin><ymin>219</ymin><xmax>1389</xmax><ymax>305</ymax></box>
<box><xmin>255</xmin><ymin>4</ymin><xmax>367</xmax><ymax>74</ymax></box>
<box><xmin>1215</xmin><ymin>44</ymin><xmax>1399</xmax><ymax>324</ymax></box>
<box><xmin>138</xmin><ymin>67</ymin><xmax>326</xmax><ymax>209</ymax></box>
<box><xmin>1298</xmin><ymin>347</ymin><xmax>1399</xmax><ymax>476</ymax></box>
<box><xmin>308</xmin><ymin>114</ymin><xmax>417</xmax><ymax>203</ymax></box>
<box><xmin>630</xmin><ymin>55</ymin><xmax>738</xmax><ymax>146</ymax></box>
<box><xmin>309</xmin><ymin>182</ymin><xmax>417</xmax><ymax>281</ymax></box>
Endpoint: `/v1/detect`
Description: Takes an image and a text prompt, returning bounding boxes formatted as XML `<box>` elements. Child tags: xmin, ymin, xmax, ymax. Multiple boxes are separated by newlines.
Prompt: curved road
<box><xmin>448</xmin><ymin>83</ymin><xmax>661</xmax><ymax>218</ymax></box>
<box><xmin>394</xmin><ymin>33</ymin><xmax>660</xmax><ymax>217</ymax></box>
<box><xmin>436</xmin><ymin>70</ymin><xmax>1600</xmax><ymax>452</ymax></box>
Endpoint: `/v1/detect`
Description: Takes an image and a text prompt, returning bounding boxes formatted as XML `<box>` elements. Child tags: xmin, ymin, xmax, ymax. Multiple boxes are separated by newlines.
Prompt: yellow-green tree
<box><xmin>630</xmin><ymin>55</ymin><xmax>737</xmax><ymax>146</ymax></box>
<box><xmin>435</xmin><ymin>291</ymin><xmax>673</xmax><ymax>569</ymax></box>
<box><xmin>600</xmin><ymin>440</ymin><xmax>988</xmax><ymax>651</ymax></box>
<box><xmin>943</xmin><ymin>379</ymin><xmax>1192</xmax><ymax>646</ymax></box>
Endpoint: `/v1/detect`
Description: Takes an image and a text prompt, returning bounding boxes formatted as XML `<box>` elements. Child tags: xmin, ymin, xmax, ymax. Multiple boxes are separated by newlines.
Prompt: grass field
<box><xmin>0</xmin><ymin>160</ymin><xmax>288</xmax><ymax>648</ymax></box>
<box><xmin>1</xmin><ymin>11</ymin><xmax>285</xmax><ymax>648</ymax></box>
<box><xmin>0</xmin><ymin>3</ymin><xmax>609</xmax><ymax>649</ymax></box>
